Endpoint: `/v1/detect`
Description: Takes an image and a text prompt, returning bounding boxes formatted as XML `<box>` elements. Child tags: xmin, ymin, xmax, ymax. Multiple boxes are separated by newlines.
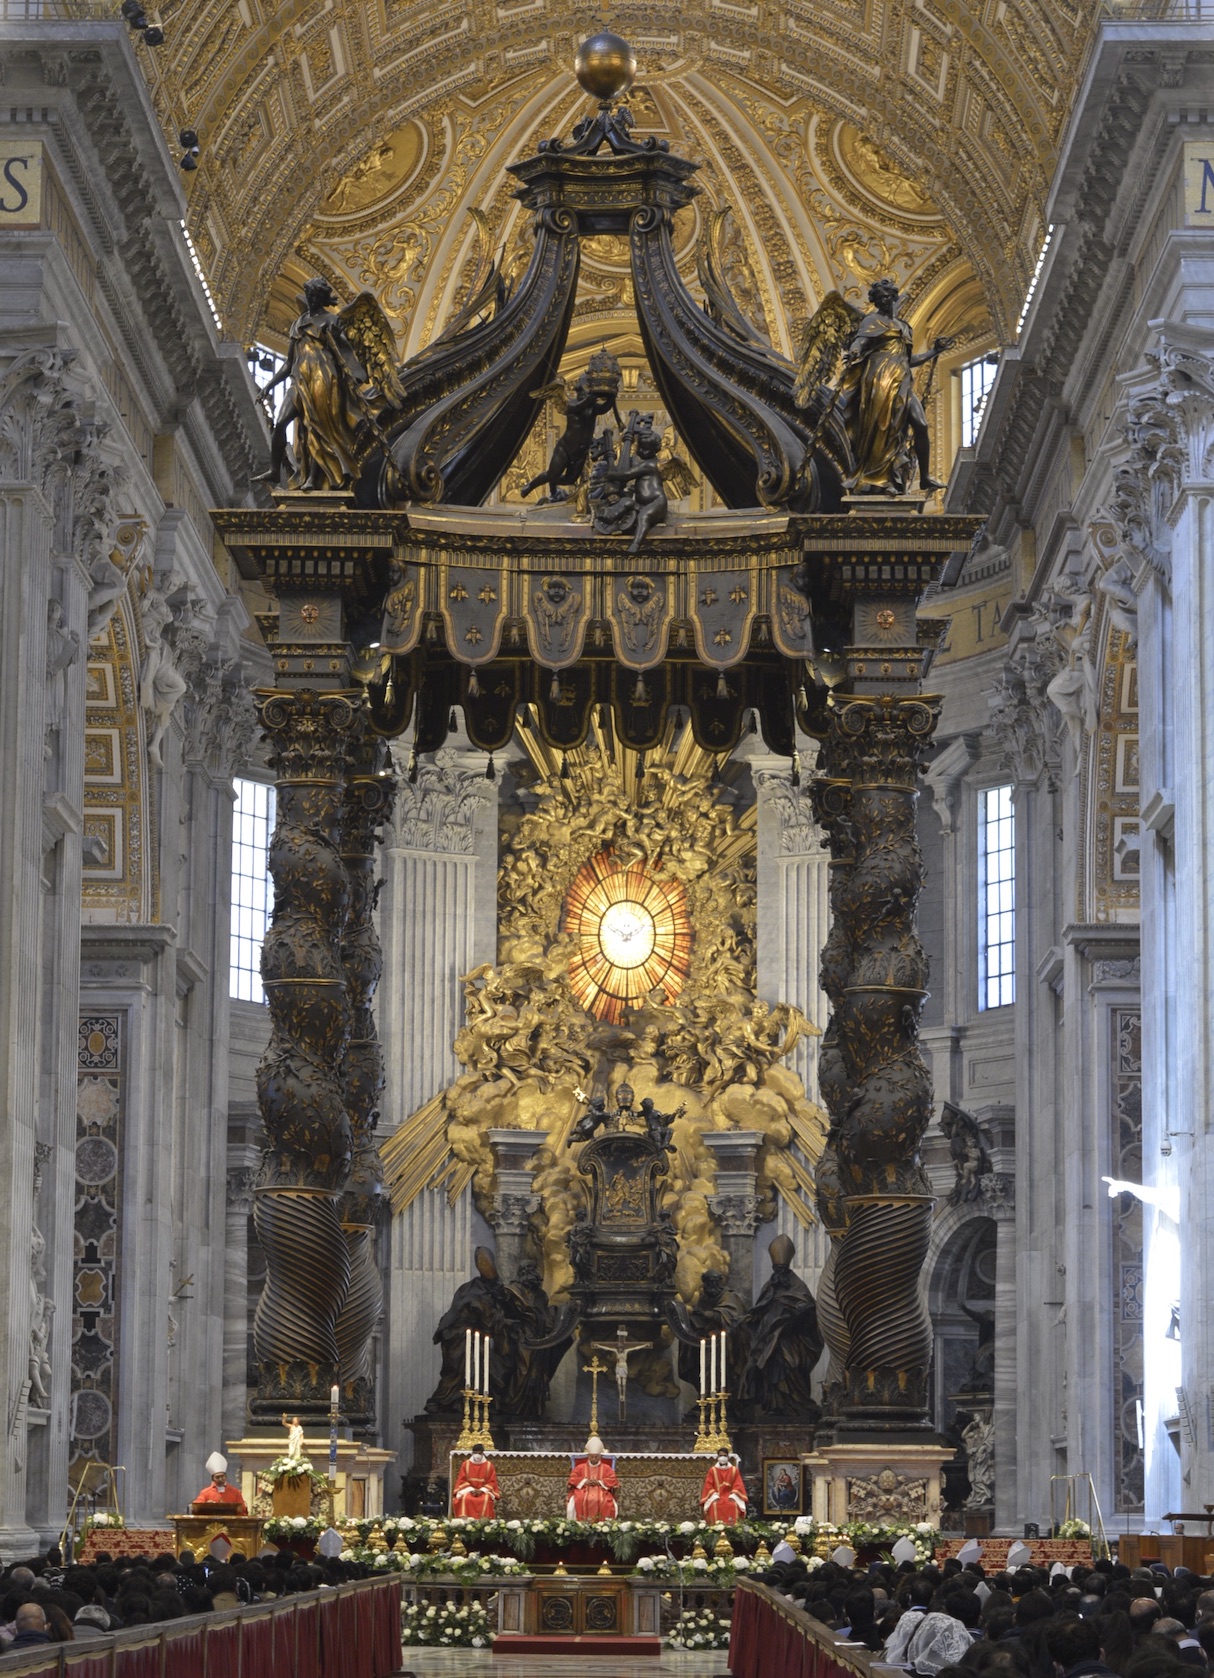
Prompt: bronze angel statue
<box><xmin>522</xmin><ymin>349</ymin><xmax>623</xmax><ymax>503</ymax></box>
<box><xmin>255</xmin><ymin>278</ymin><xmax>403</xmax><ymax>492</ymax></box>
<box><xmin>794</xmin><ymin>278</ymin><xmax>955</xmax><ymax>497</ymax></box>
<box><xmin>591</xmin><ymin>412</ymin><xmax>695</xmax><ymax>551</ymax></box>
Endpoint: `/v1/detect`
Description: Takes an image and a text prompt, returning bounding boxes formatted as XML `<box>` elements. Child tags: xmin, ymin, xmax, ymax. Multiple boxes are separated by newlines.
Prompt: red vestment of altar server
<box><xmin>192</xmin><ymin>1482</ymin><xmax>247</xmax><ymax>1514</ymax></box>
<box><xmin>700</xmin><ymin>1461</ymin><xmax>747</xmax><ymax>1525</ymax></box>
<box><xmin>566</xmin><ymin>1456</ymin><xmax>619</xmax><ymax>1520</ymax></box>
<box><xmin>452</xmin><ymin>1457</ymin><xmax>500</xmax><ymax>1518</ymax></box>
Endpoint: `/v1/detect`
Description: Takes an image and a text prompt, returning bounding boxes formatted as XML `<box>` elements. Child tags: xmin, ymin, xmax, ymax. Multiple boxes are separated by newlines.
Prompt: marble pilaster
<box><xmin>378</xmin><ymin>741</ymin><xmax>498</xmax><ymax>1490</ymax></box>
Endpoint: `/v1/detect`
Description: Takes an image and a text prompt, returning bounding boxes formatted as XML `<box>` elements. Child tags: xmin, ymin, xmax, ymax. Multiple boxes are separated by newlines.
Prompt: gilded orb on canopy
<box><xmin>575</xmin><ymin>31</ymin><xmax>637</xmax><ymax>103</ymax></box>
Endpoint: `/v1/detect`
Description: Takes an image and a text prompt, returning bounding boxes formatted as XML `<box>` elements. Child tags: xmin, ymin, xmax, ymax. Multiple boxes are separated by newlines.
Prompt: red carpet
<box><xmin>493</xmin><ymin>1633</ymin><xmax>662</xmax><ymax>1656</ymax></box>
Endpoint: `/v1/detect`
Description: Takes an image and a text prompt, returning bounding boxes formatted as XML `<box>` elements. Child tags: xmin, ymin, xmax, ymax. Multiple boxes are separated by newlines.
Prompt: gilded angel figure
<box><xmin>794</xmin><ymin>278</ymin><xmax>955</xmax><ymax>497</ymax></box>
<box><xmin>255</xmin><ymin>278</ymin><xmax>403</xmax><ymax>492</ymax></box>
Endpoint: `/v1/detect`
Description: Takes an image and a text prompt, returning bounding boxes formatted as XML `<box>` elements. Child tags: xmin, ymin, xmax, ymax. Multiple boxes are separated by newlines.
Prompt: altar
<box><xmin>448</xmin><ymin>1449</ymin><xmax>714</xmax><ymax>1522</ymax></box>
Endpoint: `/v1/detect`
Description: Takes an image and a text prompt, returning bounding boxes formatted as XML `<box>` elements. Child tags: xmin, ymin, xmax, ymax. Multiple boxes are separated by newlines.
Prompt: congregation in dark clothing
<box><xmin>754</xmin><ymin>1551</ymin><xmax>1214</xmax><ymax>1678</ymax></box>
<box><xmin>0</xmin><ymin>1543</ymin><xmax>373</xmax><ymax>1652</ymax></box>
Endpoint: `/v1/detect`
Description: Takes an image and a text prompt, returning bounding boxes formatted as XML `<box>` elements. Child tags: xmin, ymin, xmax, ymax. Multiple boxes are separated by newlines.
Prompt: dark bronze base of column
<box><xmin>248</xmin><ymin>1360</ymin><xmax>343</xmax><ymax>1425</ymax></box>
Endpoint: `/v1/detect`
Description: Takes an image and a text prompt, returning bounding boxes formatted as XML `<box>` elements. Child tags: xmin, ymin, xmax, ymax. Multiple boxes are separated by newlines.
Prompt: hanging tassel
<box><xmin>748</xmin><ymin>709</ymin><xmax>758</xmax><ymax>735</ymax></box>
<box><xmin>384</xmin><ymin>669</ymin><xmax>395</xmax><ymax>707</ymax></box>
<box><xmin>797</xmin><ymin>684</ymin><xmax>808</xmax><ymax>712</ymax></box>
<box><xmin>710</xmin><ymin>757</ymin><xmax>721</xmax><ymax>785</ymax></box>
<box><xmin>791</xmin><ymin>751</ymin><xmax>800</xmax><ymax>788</ymax></box>
<box><xmin>716</xmin><ymin>670</ymin><xmax>728</xmax><ymax>699</ymax></box>
<box><xmin>550</xmin><ymin>671</ymin><xmax>561</xmax><ymax>702</ymax></box>
<box><xmin>633</xmin><ymin>673</ymin><xmax>649</xmax><ymax>705</ymax></box>
<box><xmin>560</xmin><ymin>754</ymin><xmax>571</xmax><ymax>780</ymax></box>
<box><xmin>468</xmin><ymin>671</ymin><xmax>480</xmax><ymax>698</ymax></box>
<box><xmin>449</xmin><ymin>708</ymin><xmax>457</xmax><ymax>731</ymax></box>
<box><xmin>408</xmin><ymin>751</ymin><xmax>419</xmax><ymax>784</ymax></box>
<box><xmin>485</xmin><ymin>755</ymin><xmax>496</xmax><ymax>782</ymax></box>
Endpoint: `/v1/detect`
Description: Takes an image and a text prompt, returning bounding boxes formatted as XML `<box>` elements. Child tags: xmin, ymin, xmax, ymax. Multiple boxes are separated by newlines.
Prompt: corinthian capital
<box><xmin>1116</xmin><ymin>323</ymin><xmax>1214</xmax><ymax>588</ymax></box>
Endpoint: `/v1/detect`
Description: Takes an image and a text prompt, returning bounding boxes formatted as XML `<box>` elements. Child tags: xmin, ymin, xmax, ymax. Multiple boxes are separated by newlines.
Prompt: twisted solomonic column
<box><xmin>251</xmin><ymin>689</ymin><xmax>363</xmax><ymax>1422</ymax></box>
<box><xmin>335</xmin><ymin>738</ymin><xmax>396</xmax><ymax>1427</ymax></box>
<box><xmin>807</xmin><ymin>770</ymin><xmax>854</xmax><ymax>1428</ymax></box>
<box><xmin>813</xmin><ymin>693</ymin><xmax>941</xmax><ymax>1430</ymax></box>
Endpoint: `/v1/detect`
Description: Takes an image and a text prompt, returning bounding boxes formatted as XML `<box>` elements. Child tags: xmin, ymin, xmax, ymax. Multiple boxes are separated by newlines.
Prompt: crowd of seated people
<box><xmin>753</xmin><ymin>1551</ymin><xmax>1214</xmax><ymax>1678</ymax></box>
<box><xmin>0</xmin><ymin>1544</ymin><xmax>374</xmax><ymax>1652</ymax></box>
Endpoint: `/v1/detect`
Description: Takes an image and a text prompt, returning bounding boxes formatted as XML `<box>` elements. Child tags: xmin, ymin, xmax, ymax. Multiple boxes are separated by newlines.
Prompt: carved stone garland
<box><xmin>335</xmin><ymin>737</ymin><xmax>396</xmax><ymax>1426</ymax></box>
<box><xmin>251</xmin><ymin>687</ymin><xmax>364</xmax><ymax>1421</ymax></box>
<box><xmin>813</xmin><ymin>693</ymin><xmax>940</xmax><ymax>1428</ymax></box>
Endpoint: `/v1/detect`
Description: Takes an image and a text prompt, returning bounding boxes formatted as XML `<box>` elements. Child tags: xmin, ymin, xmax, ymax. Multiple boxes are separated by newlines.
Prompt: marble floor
<box><xmin>398</xmin><ymin>1651</ymin><xmax>729</xmax><ymax>1678</ymax></box>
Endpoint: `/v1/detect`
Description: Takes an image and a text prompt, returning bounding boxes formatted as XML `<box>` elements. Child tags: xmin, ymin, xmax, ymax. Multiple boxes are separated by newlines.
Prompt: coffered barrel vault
<box><xmin>140</xmin><ymin>0</ymin><xmax>1096</xmax><ymax>346</ymax></box>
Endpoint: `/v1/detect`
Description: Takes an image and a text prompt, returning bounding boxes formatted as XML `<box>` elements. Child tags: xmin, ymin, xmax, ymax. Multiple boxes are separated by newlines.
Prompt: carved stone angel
<box><xmin>795</xmin><ymin>279</ymin><xmax>955</xmax><ymax>496</ymax></box>
<box><xmin>254</xmin><ymin>278</ymin><xmax>403</xmax><ymax>492</ymax></box>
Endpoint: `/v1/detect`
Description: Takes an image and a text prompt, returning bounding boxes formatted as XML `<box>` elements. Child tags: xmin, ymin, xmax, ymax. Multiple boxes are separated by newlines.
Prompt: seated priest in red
<box><xmin>566</xmin><ymin>1435</ymin><xmax>619</xmax><ymax>1519</ymax></box>
<box><xmin>191</xmin><ymin>1452</ymin><xmax>247</xmax><ymax>1514</ymax></box>
<box><xmin>452</xmin><ymin>1443</ymin><xmax>500</xmax><ymax>1518</ymax></box>
<box><xmin>700</xmin><ymin>1448</ymin><xmax>747</xmax><ymax>1525</ymax></box>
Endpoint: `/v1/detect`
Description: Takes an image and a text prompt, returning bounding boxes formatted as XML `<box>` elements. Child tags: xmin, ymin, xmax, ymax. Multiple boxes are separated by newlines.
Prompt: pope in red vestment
<box><xmin>452</xmin><ymin>1446</ymin><xmax>500</xmax><ymax>1518</ymax></box>
<box><xmin>566</xmin><ymin>1436</ymin><xmax>619</xmax><ymax>1519</ymax></box>
<box><xmin>700</xmin><ymin>1452</ymin><xmax>747</xmax><ymax>1525</ymax></box>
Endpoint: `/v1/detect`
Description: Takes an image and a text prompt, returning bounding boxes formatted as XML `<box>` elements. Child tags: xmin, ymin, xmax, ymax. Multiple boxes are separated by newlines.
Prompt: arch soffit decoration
<box><xmin>144</xmin><ymin>0</ymin><xmax>1094</xmax><ymax>346</ymax></box>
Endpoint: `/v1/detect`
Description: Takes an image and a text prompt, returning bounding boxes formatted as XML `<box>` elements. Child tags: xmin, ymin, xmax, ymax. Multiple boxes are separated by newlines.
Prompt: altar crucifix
<box><xmin>591</xmin><ymin>1325</ymin><xmax>650</xmax><ymax>1422</ymax></box>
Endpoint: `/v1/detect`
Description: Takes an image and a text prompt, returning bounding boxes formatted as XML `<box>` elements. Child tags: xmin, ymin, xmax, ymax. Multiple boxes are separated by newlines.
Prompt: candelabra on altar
<box><xmin>456</xmin><ymin>1328</ymin><xmax>495</xmax><ymax>1449</ymax></box>
<box><xmin>693</xmin><ymin>1330</ymin><xmax>731</xmax><ymax>1452</ymax></box>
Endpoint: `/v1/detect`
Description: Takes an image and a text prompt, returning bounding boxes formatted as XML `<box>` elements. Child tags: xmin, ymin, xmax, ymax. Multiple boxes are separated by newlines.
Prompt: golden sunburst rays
<box><xmin>563</xmin><ymin>850</ymin><xmax>691</xmax><ymax>1023</ymax></box>
<box><xmin>513</xmin><ymin>702</ymin><xmax>757</xmax><ymax>860</ymax></box>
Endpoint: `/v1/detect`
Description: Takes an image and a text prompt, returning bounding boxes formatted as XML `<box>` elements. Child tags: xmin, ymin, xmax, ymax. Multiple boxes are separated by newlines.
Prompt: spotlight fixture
<box><xmin>119</xmin><ymin>1</ymin><xmax>164</xmax><ymax>44</ymax></box>
<box><xmin>178</xmin><ymin>128</ymin><xmax>200</xmax><ymax>171</ymax></box>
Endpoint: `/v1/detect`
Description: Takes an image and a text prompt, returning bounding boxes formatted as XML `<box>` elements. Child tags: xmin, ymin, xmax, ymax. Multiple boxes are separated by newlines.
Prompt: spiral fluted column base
<box><xmin>834</xmin><ymin>1194</ymin><xmax>933</xmax><ymax>1424</ymax></box>
<box><xmin>815</xmin><ymin>1237</ymin><xmax>850</xmax><ymax>1422</ymax></box>
<box><xmin>335</xmin><ymin>1222</ymin><xmax>381</xmax><ymax>1426</ymax></box>
<box><xmin>250</xmin><ymin>1187</ymin><xmax>351</xmax><ymax>1422</ymax></box>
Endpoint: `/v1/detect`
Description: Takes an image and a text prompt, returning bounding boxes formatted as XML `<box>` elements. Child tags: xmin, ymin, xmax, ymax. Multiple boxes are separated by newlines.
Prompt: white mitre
<box><xmin>205</xmin><ymin>1452</ymin><xmax>227</xmax><ymax>1475</ymax></box>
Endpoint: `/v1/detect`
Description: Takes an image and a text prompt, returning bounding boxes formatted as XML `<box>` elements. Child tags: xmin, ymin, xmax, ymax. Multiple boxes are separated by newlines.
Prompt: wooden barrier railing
<box><xmin>0</xmin><ymin>1575</ymin><xmax>402</xmax><ymax>1677</ymax></box>
<box><xmin>729</xmin><ymin>1580</ymin><xmax>905</xmax><ymax>1678</ymax></box>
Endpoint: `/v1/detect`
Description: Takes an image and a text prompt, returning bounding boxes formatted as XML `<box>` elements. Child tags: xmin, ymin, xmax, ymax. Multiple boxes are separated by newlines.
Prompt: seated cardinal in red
<box><xmin>452</xmin><ymin>1444</ymin><xmax>500</xmax><ymax>1518</ymax></box>
<box><xmin>566</xmin><ymin>1436</ymin><xmax>619</xmax><ymax>1519</ymax></box>
<box><xmin>700</xmin><ymin>1449</ymin><xmax>747</xmax><ymax>1525</ymax></box>
<box><xmin>192</xmin><ymin>1453</ymin><xmax>247</xmax><ymax>1514</ymax></box>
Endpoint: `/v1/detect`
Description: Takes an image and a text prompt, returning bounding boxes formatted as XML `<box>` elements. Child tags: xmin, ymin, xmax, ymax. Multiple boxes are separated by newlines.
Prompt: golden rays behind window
<box><xmin>564</xmin><ymin>850</ymin><xmax>691</xmax><ymax>1022</ymax></box>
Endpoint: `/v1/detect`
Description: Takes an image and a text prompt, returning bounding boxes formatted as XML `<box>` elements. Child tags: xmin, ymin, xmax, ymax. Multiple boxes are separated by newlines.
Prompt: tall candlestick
<box><xmin>700</xmin><ymin>1337</ymin><xmax>706</xmax><ymax>1397</ymax></box>
<box><xmin>709</xmin><ymin>1332</ymin><xmax>716</xmax><ymax>1395</ymax></box>
<box><xmin>484</xmin><ymin>1337</ymin><xmax>490</xmax><ymax>1397</ymax></box>
<box><xmin>474</xmin><ymin>1332</ymin><xmax>481</xmax><ymax>1395</ymax></box>
<box><xmin>465</xmin><ymin>1327</ymin><xmax>471</xmax><ymax>1388</ymax></box>
<box><xmin>719</xmin><ymin>1331</ymin><xmax>726</xmax><ymax>1390</ymax></box>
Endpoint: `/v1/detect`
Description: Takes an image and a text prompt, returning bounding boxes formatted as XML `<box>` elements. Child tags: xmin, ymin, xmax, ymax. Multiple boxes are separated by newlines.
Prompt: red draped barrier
<box><xmin>239</xmin><ymin>1609</ymin><xmax>275</xmax><ymax>1678</ymax></box>
<box><xmin>730</xmin><ymin>1581</ymin><xmax>893</xmax><ymax>1678</ymax></box>
<box><xmin>202</xmin><ymin>1618</ymin><xmax>240</xmax><ymax>1676</ymax></box>
<box><xmin>370</xmin><ymin>1578</ymin><xmax>401</xmax><ymax>1676</ymax></box>
<box><xmin>63</xmin><ymin>1654</ymin><xmax>113</xmax><ymax>1678</ymax></box>
<box><xmin>271</xmin><ymin>1601</ymin><xmax>298</xmax><ymax>1675</ymax></box>
<box><xmin>160</xmin><ymin>1626</ymin><xmax>204</xmax><ymax>1678</ymax></box>
<box><xmin>112</xmin><ymin>1639</ymin><xmax>160</xmax><ymax>1678</ymax></box>
<box><xmin>293</xmin><ymin>1596</ymin><xmax>322</xmax><ymax>1678</ymax></box>
<box><xmin>1</xmin><ymin>1579</ymin><xmax>401</xmax><ymax>1678</ymax></box>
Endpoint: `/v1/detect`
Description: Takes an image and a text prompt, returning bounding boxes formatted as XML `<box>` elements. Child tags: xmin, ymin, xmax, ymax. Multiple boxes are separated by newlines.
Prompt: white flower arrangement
<box><xmin>401</xmin><ymin>1598</ymin><xmax>494</xmax><ymax>1647</ymax></box>
<box><xmin>1057</xmin><ymin>1519</ymin><xmax>1091</xmax><ymax>1539</ymax></box>
<box><xmin>667</xmin><ymin>1608</ymin><xmax>731</xmax><ymax>1650</ymax></box>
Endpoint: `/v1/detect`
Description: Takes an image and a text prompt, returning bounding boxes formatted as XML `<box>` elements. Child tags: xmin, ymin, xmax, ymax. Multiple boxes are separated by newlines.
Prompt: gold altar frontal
<box><xmin>449</xmin><ymin>1450</ymin><xmax>710</xmax><ymax>1521</ymax></box>
<box><xmin>170</xmin><ymin>1514</ymin><xmax>265</xmax><ymax>1559</ymax></box>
